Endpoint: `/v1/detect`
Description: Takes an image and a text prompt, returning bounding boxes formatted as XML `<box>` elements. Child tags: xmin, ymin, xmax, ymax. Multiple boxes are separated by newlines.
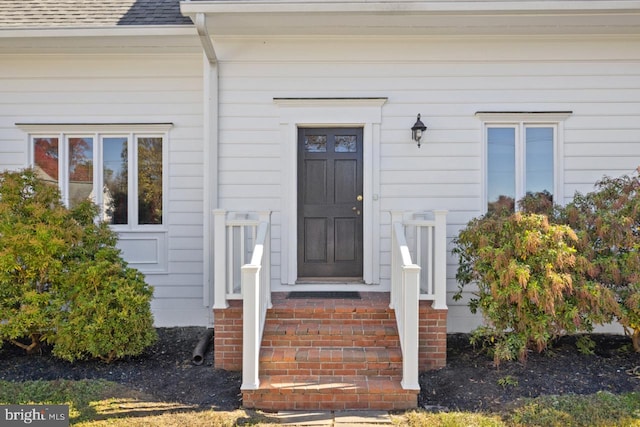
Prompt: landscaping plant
<box><xmin>562</xmin><ymin>168</ymin><xmax>640</xmax><ymax>352</ymax></box>
<box><xmin>453</xmin><ymin>209</ymin><xmax>617</xmax><ymax>364</ymax></box>
<box><xmin>0</xmin><ymin>169</ymin><xmax>156</xmax><ymax>362</ymax></box>
<box><xmin>455</xmin><ymin>168</ymin><xmax>640</xmax><ymax>361</ymax></box>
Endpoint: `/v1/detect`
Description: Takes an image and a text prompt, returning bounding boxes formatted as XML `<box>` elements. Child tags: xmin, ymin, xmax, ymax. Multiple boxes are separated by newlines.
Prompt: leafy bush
<box><xmin>562</xmin><ymin>168</ymin><xmax>640</xmax><ymax>352</ymax></box>
<box><xmin>453</xmin><ymin>211</ymin><xmax>616</xmax><ymax>364</ymax></box>
<box><xmin>0</xmin><ymin>169</ymin><xmax>156</xmax><ymax>362</ymax></box>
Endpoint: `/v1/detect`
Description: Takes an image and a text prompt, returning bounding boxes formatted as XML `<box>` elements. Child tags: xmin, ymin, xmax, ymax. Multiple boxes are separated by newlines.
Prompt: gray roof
<box><xmin>0</xmin><ymin>0</ymin><xmax>193</xmax><ymax>28</ymax></box>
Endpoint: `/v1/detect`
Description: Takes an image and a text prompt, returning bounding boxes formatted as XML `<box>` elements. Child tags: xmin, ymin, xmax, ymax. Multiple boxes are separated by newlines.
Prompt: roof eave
<box><xmin>0</xmin><ymin>25</ymin><xmax>196</xmax><ymax>39</ymax></box>
<box><xmin>180</xmin><ymin>0</ymin><xmax>640</xmax><ymax>15</ymax></box>
<box><xmin>179</xmin><ymin>0</ymin><xmax>640</xmax><ymax>36</ymax></box>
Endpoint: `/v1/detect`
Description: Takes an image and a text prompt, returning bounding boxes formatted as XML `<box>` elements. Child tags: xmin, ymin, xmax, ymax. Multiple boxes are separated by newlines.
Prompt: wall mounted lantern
<box><xmin>411</xmin><ymin>114</ymin><xmax>427</xmax><ymax>147</ymax></box>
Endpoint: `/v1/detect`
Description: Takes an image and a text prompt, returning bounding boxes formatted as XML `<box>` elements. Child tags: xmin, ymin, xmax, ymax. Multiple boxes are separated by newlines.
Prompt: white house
<box><xmin>2</xmin><ymin>0</ymin><xmax>640</xmax><ymax>410</ymax></box>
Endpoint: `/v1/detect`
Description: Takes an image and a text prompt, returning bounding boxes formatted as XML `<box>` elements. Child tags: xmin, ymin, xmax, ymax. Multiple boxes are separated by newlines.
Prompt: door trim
<box><xmin>274</xmin><ymin>97</ymin><xmax>387</xmax><ymax>287</ymax></box>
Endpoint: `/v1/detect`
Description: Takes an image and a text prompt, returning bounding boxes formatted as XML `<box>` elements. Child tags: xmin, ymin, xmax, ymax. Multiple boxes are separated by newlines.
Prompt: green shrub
<box><xmin>0</xmin><ymin>169</ymin><xmax>156</xmax><ymax>361</ymax></box>
<box><xmin>562</xmin><ymin>168</ymin><xmax>640</xmax><ymax>352</ymax></box>
<box><xmin>453</xmin><ymin>211</ymin><xmax>616</xmax><ymax>364</ymax></box>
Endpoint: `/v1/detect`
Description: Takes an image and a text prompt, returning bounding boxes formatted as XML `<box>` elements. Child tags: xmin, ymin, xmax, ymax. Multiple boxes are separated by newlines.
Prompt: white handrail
<box><xmin>390</xmin><ymin>212</ymin><xmax>420</xmax><ymax>391</ymax></box>
<box><xmin>240</xmin><ymin>215</ymin><xmax>271</xmax><ymax>391</ymax></box>
<box><xmin>390</xmin><ymin>210</ymin><xmax>448</xmax><ymax>391</ymax></box>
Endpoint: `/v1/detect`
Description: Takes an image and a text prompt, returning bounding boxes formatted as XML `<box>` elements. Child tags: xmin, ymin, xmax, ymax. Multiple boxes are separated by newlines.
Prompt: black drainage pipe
<box><xmin>192</xmin><ymin>328</ymin><xmax>214</xmax><ymax>365</ymax></box>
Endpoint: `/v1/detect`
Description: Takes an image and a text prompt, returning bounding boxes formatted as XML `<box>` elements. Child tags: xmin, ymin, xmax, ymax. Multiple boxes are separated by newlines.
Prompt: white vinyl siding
<box><xmin>0</xmin><ymin>52</ymin><xmax>206</xmax><ymax>326</ymax></box>
<box><xmin>212</xmin><ymin>35</ymin><xmax>640</xmax><ymax>332</ymax></box>
<box><xmin>3</xmin><ymin>35</ymin><xmax>640</xmax><ymax>331</ymax></box>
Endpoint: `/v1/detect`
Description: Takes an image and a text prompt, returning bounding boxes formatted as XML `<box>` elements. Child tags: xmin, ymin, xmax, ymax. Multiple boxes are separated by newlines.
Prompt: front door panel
<box><xmin>297</xmin><ymin>128</ymin><xmax>363</xmax><ymax>278</ymax></box>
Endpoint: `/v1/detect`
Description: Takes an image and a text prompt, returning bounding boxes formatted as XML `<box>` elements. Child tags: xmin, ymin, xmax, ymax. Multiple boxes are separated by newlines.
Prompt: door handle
<box><xmin>356</xmin><ymin>195</ymin><xmax>363</xmax><ymax>202</ymax></box>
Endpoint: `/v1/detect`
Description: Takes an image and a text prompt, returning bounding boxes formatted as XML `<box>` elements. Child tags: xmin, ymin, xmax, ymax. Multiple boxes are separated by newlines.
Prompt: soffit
<box><xmin>180</xmin><ymin>1</ymin><xmax>640</xmax><ymax>36</ymax></box>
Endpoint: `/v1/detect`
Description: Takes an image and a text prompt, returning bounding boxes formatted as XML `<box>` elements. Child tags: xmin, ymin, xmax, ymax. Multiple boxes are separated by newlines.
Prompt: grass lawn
<box><xmin>0</xmin><ymin>379</ymin><xmax>638</xmax><ymax>426</ymax></box>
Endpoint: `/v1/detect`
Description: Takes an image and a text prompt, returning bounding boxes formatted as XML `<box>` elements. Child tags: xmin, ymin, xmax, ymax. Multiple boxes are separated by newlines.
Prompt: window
<box><xmin>24</xmin><ymin>124</ymin><xmax>170</xmax><ymax>229</ymax></box>
<box><xmin>477</xmin><ymin>112</ymin><xmax>571</xmax><ymax>214</ymax></box>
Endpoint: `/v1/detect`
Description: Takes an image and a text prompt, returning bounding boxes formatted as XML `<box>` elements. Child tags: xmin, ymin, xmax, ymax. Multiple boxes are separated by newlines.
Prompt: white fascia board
<box><xmin>0</xmin><ymin>26</ymin><xmax>196</xmax><ymax>39</ymax></box>
<box><xmin>180</xmin><ymin>1</ymin><xmax>640</xmax><ymax>15</ymax></box>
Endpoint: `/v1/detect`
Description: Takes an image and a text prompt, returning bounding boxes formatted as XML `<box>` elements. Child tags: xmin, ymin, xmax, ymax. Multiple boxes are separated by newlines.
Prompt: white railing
<box><xmin>213</xmin><ymin>209</ymin><xmax>271</xmax><ymax>390</ymax></box>
<box><xmin>240</xmin><ymin>218</ymin><xmax>272</xmax><ymax>390</ymax></box>
<box><xmin>213</xmin><ymin>210</ymin><xmax>271</xmax><ymax>308</ymax></box>
<box><xmin>390</xmin><ymin>210</ymin><xmax>447</xmax><ymax>391</ymax></box>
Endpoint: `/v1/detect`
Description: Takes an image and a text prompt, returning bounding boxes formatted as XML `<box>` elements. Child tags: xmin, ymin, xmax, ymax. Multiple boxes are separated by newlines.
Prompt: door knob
<box><xmin>356</xmin><ymin>195</ymin><xmax>363</xmax><ymax>202</ymax></box>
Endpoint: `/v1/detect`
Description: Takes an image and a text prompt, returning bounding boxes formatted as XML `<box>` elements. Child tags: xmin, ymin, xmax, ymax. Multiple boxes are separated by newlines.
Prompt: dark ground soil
<box><xmin>1</xmin><ymin>328</ymin><xmax>638</xmax><ymax>413</ymax></box>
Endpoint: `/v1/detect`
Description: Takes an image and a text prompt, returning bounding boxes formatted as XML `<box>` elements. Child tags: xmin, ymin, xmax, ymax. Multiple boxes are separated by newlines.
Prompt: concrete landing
<box><xmin>276</xmin><ymin>410</ymin><xmax>393</xmax><ymax>426</ymax></box>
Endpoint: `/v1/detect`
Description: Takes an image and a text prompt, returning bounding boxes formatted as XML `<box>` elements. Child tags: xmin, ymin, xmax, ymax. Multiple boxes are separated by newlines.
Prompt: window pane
<box><xmin>103</xmin><ymin>137</ymin><xmax>128</xmax><ymax>224</ymax></box>
<box><xmin>138</xmin><ymin>137</ymin><xmax>163</xmax><ymax>225</ymax></box>
<box><xmin>487</xmin><ymin>128</ymin><xmax>515</xmax><ymax>213</ymax></box>
<box><xmin>305</xmin><ymin>135</ymin><xmax>327</xmax><ymax>152</ymax></box>
<box><xmin>68</xmin><ymin>137</ymin><xmax>93</xmax><ymax>209</ymax></box>
<box><xmin>34</xmin><ymin>137</ymin><xmax>59</xmax><ymax>186</ymax></box>
<box><xmin>526</xmin><ymin>127</ymin><xmax>554</xmax><ymax>203</ymax></box>
<box><xmin>335</xmin><ymin>135</ymin><xmax>357</xmax><ymax>152</ymax></box>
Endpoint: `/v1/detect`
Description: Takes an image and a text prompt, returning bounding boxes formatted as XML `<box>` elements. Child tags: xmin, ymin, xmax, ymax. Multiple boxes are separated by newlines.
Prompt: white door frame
<box><xmin>274</xmin><ymin>98</ymin><xmax>387</xmax><ymax>287</ymax></box>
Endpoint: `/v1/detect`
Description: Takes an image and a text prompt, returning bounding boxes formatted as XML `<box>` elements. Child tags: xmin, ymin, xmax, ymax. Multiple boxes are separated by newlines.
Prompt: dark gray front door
<box><xmin>297</xmin><ymin>128</ymin><xmax>363</xmax><ymax>278</ymax></box>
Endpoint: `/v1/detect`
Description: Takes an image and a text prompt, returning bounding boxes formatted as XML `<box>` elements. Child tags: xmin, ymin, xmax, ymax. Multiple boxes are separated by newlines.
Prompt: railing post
<box><xmin>258</xmin><ymin>211</ymin><xmax>272</xmax><ymax>309</ymax></box>
<box><xmin>401</xmin><ymin>264</ymin><xmax>420</xmax><ymax>391</ymax></box>
<box><xmin>390</xmin><ymin>210</ymin><xmax>404</xmax><ymax>310</ymax></box>
<box><xmin>241</xmin><ymin>264</ymin><xmax>261</xmax><ymax>390</ymax></box>
<box><xmin>213</xmin><ymin>209</ymin><xmax>228</xmax><ymax>309</ymax></box>
<box><xmin>433</xmin><ymin>210</ymin><xmax>448</xmax><ymax>310</ymax></box>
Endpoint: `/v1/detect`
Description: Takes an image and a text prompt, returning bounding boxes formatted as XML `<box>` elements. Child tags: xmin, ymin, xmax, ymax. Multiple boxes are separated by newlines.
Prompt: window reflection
<box><xmin>335</xmin><ymin>135</ymin><xmax>357</xmax><ymax>152</ymax></box>
<box><xmin>34</xmin><ymin>138</ymin><xmax>59</xmax><ymax>185</ymax></box>
<box><xmin>68</xmin><ymin>137</ymin><xmax>93</xmax><ymax>209</ymax></box>
<box><xmin>103</xmin><ymin>137</ymin><xmax>128</xmax><ymax>224</ymax></box>
<box><xmin>526</xmin><ymin>127</ymin><xmax>554</xmax><ymax>202</ymax></box>
<box><xmin>138</xmin><ymin>137</ymin><xmax>163</xmax><ymax>225</ymax></box>
<box><xmin>305</xmin><ymin>135</ymin><xmax>327</xmax><ymax>152</ymax></box>
<box><xmin>487</xmin><ymin>128</ymin><xmax>515</xmax><ymax>214</ymax></box>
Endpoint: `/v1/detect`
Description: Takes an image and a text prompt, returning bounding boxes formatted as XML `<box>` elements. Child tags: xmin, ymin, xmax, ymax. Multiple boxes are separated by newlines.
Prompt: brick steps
<box><xmin>261</xmin><ymin>323</ymin><xmax>400</xmax><ymax>348</ymax></box>
<box><xmin>259</xmin><ymin>346</ymin><xmax>403</xmax><ymax>377</ymax></box>
<box><xmin>242</xmin><ymin>375</ymin><xmax>417</xmax><ymax>411</ymax></box>
<box><xmin>242</xmin><ymin>292</ymin><xmax>418</xmax><ymax>411</ymax></box>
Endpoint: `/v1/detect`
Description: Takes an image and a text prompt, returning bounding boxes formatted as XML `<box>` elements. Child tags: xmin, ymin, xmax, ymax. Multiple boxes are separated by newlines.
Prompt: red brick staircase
<box><xmin>241</xmin><ymin>292</ymin><xmax>419</xmax><ymax>411</ymax></box>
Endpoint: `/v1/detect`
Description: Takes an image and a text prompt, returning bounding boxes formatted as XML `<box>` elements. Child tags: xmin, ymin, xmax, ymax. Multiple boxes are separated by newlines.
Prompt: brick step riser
<box><xmin>266</xmin><ymin>311</ymin><xmax>396</xmax><ymax>321</ymax></box>
<box><xmin>243</xmin><ymin>390</ymin><xmax>417</xmax><ymax>411</ymax></box>
<box><xmin>268</xmin><ymin>308</ymin><xmax>395</xmax><ymax>314</ymax></box>
<box><xmin>261</xmin><ymin>339</ymin><xmax>400</xmax><ymax>348</ymax></box>
<box><xmin>259</xmin><ymin>364</ymin><xmax>403</xmax><ymax>377</ymax></box>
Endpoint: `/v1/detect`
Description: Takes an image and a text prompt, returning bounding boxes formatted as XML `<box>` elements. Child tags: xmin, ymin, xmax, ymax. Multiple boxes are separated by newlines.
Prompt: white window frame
<box><xmin>476</xmin><ymin>112</ymin><xmax>571</xmax><ymax>213</ymax></box>
<box><xmin>18</xmin><ymin>123</ymin><xmax>172</xmax><ymax>274</ymax></box>
<box><xmin>20</xmin><ymin>124</ymin><xmax>171</xmax><ymax>231</ymax></box>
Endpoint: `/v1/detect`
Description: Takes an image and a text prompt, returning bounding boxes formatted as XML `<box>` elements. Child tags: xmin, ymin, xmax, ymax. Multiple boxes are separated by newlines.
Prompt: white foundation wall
<box><xmin>213</xmin><ymin>35</ymin><xmax>640</xmax><ymax>333</ymax></box>
<box><xmin>0</xmin><ymin>52</ymin><xmax>209</xmax><ymax>327</ymax></box>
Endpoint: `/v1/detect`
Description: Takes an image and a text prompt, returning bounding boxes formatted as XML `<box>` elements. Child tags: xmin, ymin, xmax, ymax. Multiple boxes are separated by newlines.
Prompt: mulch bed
<box><xmin>1</xmin><ymin>328</ymin><xmax>638</xmax><ymax>412</ymax></box>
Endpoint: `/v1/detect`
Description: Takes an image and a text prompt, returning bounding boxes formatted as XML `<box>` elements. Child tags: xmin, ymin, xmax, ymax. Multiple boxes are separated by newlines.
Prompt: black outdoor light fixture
<box><xmin>411</xmin><ymin>114</ymin><xmax>427</xmax><ymax>147</ymax></box>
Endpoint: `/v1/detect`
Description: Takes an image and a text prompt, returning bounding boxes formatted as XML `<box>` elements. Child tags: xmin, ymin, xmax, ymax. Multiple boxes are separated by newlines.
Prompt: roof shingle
<box><xmin>0</xmin><ymin>0</ymin><xmax>193</xmax><ymax>28</ymax></box>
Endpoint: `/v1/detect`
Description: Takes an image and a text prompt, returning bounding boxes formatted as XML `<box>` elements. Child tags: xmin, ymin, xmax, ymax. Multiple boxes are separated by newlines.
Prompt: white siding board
<box><xmin>153</xmin><ymin>286</ymin><xmax>204</xmax><ymax>299</ymax></box>
<box><xmin>170</xmin><ymin>177</ymin><xmax>204</xmax><ymax>190</ymax></box>
<box><xmin>168</xmin><ymin>189</ymin><xmax>202</xmax><ymax>201</ymax></box>
<box><xmin>169</xmin><ymin>201</ymin><xmax>203</xmax><ymax>213</ymax></box>
<box><xmin>220</xmin><ymin>170</ymin><xmax>281</xmax><ymax>185</ymax></box>
<box><xmin>380</xmin><ymin>184</ymin><xmax>480</xmax><ymax>198</ymax></box>
<box><xmin>380</xmin><ymin>170</ymin><xmax>479</xmax><ymax>184</ymax></box>
<box><xmin>168</xmin><ymin>237</ymin><xmax>204</xmax><ymax>251</ymax></box>
<box><xmin>564</xmin><ymin>142</ymin><xmax>640</xmax><ymax>157</ymax></box>
<box><xmin>169</xmin><ymin>250</ymin><xmax>204</xmax><ymax>262</ymax></box>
